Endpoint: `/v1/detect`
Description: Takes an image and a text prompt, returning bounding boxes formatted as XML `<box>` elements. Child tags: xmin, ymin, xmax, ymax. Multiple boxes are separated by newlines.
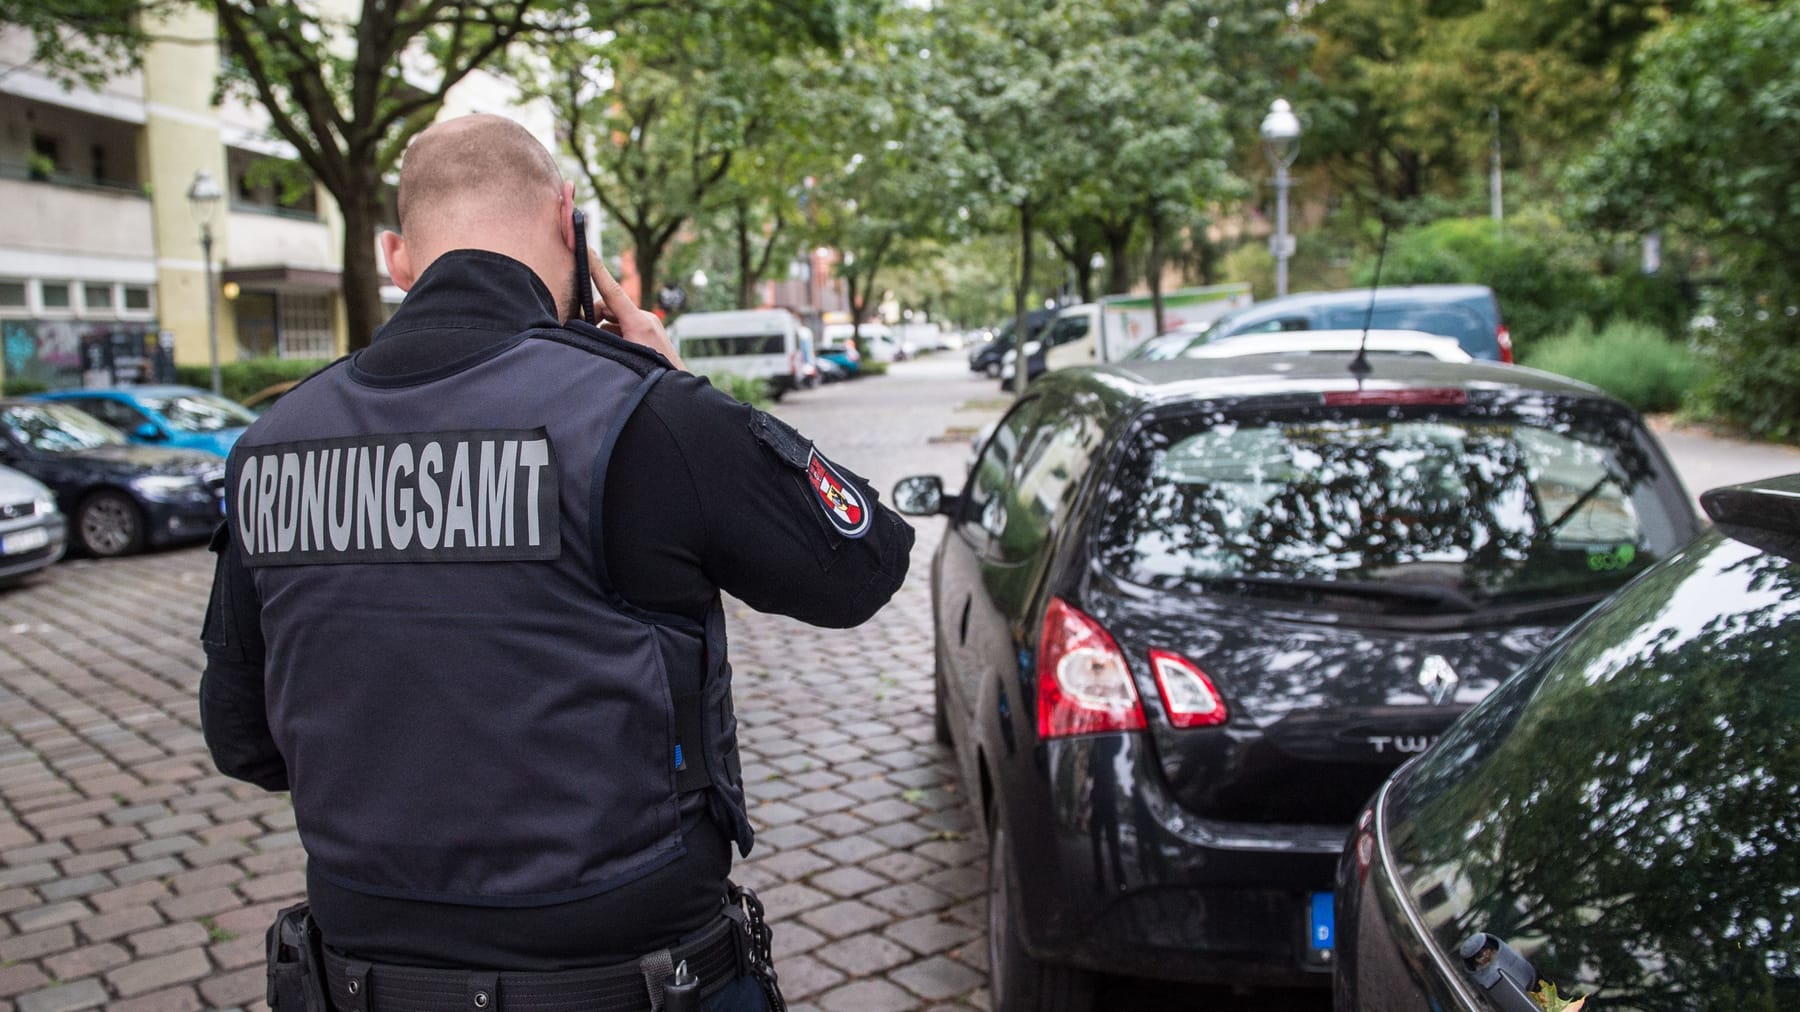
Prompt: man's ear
<box><xmin>380</xmin><ymin>230</ymin><xmax>415</xmax><ymax>291</ymax></box>
<box><xmin>558</xmin><ymin>181</ymin><xmax>577</xmax><ymax>251</ymax></box>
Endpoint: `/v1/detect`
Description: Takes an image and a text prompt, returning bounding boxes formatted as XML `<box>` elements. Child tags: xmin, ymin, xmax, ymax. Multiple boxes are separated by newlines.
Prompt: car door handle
<box><xmin>958</xmin><ymin>597</ymin><xmax>972</xmax><ymax>645</ymax></box>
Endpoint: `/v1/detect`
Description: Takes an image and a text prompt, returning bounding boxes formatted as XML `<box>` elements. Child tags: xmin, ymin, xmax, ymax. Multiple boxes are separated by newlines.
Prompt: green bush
<box><xmin>857</xmin><ymin>361</ymin><xmax>889</xmax><ymax>378</ymax></box>
<box><xmin>175</xmin><ymin>358</ymin><xmax>333</xmax><ymax>403</ymax></box>
<box><xmin>2</xmin><ymin>376</ymin><xmax>50</xmax><ymax>396</ymax></box>
<box><xmin>709</xmin><ymin>372</ymin><xmax>771</xmax><ymax>408</ymax></box>
<box><xmin>1687</xmin><ymin>276</ymin><xmax>1800</xmax><ymax>442</ymax></box>
<box><xmin>1520</xmin><ymin>317</ymin><xmax>1703</xmax><ymax>414</ymax></box>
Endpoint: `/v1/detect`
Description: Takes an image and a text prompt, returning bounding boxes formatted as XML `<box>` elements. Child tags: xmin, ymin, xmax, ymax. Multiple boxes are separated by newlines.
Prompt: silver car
<box><xmin>0</xmin><ymin>464</ymin><xmax>67</xmax><ymax>583</ymax></box>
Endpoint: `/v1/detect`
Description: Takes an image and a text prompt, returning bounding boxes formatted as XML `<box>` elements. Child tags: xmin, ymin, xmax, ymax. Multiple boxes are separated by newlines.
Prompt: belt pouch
<box><xmin>266</xmin><ymin>901</ymin><xmax>328</xmax><ymax>1012</ymax></box>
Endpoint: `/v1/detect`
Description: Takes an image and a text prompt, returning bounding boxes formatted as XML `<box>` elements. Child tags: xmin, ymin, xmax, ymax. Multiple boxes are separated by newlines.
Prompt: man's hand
<box><xmin>590</xmin><ymin>248</ymin><xmax>686</xmax><ymax>371</ymax></box>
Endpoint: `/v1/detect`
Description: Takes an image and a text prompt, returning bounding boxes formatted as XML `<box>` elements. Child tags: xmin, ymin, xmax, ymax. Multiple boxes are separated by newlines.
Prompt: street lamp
<box><xmin>186</xmin><ymin>169</ymin><xmax>223</xmax><ymax>394</ymax></box>
<box><xmin>1260</xmin><ymin>98</ymin><xmax>1302</xmax><ymax>298</ymax></box>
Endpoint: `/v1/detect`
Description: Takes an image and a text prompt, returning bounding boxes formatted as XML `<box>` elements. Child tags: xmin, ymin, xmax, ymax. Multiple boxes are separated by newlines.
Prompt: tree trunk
<box><xmin>631</xmin><ymin>227</ymin><xmax>663</xmax><ymax>314</ymax></box>
<box><xmin>1013</xmin><ymin>201</ymin><xmax>1033</xmax><ymax>399</ymax></box>
<box><xmin>1105</xmin><ymin>225</ymin><xmax>1132</xmax><ymax>297</ymax></box>
<box><xmin>341</xmin><ymin>187</ymin><xmax>385</xmax><ymax>351</ymax></box>
<box><xmin>734</xmin><ymin>200</ymin><xmax>754</xmax><ymax>309</ymax></box>
<box><xmin>1147</xmin><ymin>205</ymin><xmax>1167</xmax><ymax>337</ymax></box>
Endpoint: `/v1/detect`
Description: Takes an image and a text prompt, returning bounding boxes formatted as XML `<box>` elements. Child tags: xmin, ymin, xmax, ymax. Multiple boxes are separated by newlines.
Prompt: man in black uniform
<box><xmin>199</xmin><ymin>114</ymin><xmax>913</xmax><ymax>1011</ymax></box>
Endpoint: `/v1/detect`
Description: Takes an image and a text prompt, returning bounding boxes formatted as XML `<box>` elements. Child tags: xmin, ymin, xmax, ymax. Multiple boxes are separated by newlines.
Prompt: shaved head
<box><xmin>397</xmin><ymin>114</ymin><xmax>564</xmax><ymax>243</ymax></box>
<box><xmin>384</xmin><ymin>114</ymin><xmax>579</xmax><ymax>318</ymax></box>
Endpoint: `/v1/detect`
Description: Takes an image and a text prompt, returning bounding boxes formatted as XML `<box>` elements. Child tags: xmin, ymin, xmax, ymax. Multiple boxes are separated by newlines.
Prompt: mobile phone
<box><xmin>571</xmin><ymin>209</ymin><xmax>596</xmax><ymax>324</ymax></box>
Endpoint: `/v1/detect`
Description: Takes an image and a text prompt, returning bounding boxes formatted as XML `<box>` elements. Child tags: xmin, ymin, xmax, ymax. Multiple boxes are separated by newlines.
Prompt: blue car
<box><xmin>34</xmin><ymin>385</ymin><xmax>256</xmax><ymax>458</ymax></box>
<box><xmin>1204</xmin><ymin>284</ymin><xmax>1513</xmax><ymax>362</ymax></box>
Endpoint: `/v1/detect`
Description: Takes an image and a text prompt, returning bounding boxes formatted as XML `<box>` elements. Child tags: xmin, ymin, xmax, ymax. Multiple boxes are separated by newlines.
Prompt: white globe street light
<box><xmin>186</xmin><ymin>169</ymin><xmax>224</xmax><ymax>394</ymax></box>
<box><xmin>1260</xmin><ymin>98</ymin><xmax>1302</xmax><ymax>298</ymax></box>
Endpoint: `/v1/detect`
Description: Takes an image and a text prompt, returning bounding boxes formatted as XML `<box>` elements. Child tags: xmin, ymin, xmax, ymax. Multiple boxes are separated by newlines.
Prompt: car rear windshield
<box><xmin>1382</xmin><ymin>532</ymin><xmax>1800</xmax><ymax>1007</ymax></box>
<box><xmin>1095</xmin><ymin>402</ymin><xmax>1690</xmax><ymax>609</ymax></box>
<box><xmin>1319</xmin><ymin>304</ymin><xmax>1492</xmax><ymax>357</ymax></box>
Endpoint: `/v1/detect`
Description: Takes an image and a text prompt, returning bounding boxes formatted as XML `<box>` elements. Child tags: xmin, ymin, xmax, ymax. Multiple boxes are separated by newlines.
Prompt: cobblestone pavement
<box><xmin>0</xmin><ymin>355</ymin><xmax>1012</xmax><ymax>1012</ymax></box>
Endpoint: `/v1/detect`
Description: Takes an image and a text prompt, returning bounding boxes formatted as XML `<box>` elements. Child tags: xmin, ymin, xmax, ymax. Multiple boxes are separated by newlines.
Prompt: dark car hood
<box><xmin>1089</xmin><ymin>583</ymin><xmax>1586</xmax><ymax>824</ymax></box>
<box><xmin>57</xmin><ymin>444</ymin><xmax>222</xmax><ymax>475</ymax></box>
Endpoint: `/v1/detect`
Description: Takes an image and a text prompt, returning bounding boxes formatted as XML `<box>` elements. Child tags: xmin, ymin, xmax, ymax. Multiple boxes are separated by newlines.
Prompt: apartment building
<box><xmin>0</xmin><ymin>8</ymin><xmax>360</xmax><ymax>391</ymax></box>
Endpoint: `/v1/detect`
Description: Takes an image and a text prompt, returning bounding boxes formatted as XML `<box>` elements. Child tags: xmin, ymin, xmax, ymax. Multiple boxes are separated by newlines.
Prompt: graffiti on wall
<box><xmin>2</xmin><ymin>319</ymin><xmax>175</xmax><ymax>389</ymax></box>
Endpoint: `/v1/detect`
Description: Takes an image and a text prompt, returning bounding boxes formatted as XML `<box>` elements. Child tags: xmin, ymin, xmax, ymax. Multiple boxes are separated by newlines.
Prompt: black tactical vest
<box><xmin>225</xmin><ymin>328</ymin><xmax>751</xmax><ymax>906</ymax></box>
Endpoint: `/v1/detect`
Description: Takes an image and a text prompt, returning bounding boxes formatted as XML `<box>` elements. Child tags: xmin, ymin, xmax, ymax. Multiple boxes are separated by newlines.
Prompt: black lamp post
<box><xmin>187</xmin><ymin>169</ymin><xmax>223</xmax><ymax>394</ymax></box>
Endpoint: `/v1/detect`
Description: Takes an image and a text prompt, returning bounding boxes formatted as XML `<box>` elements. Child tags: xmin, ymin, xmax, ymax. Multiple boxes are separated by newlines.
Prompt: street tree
<box><xmin>801</xmin><ymin>10</ymin><xmax>971</xmax><ymax>350</ymax></box>
<box><xmin>204</xmin><ymin>0</ymin><xmax>608</xmax><ymax>349</ymax></box>
<box><xmin>1565</xmin><ymin>0</ymin><xmax>1800</xmax><ymax>437</ymax></box>
<box><xmin>525</xmin><ymin>3</ymin><xmax>844</xmax><ymax>307</ymax></box>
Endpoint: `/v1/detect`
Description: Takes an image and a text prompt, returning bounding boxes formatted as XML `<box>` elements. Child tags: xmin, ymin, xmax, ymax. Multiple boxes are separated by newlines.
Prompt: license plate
<box><xmin>2</xmin><ymin>527</ymin><xmax>50</xmax><ymax>555</ymax></box>
<box><xmin>1310</xmin><ymin>891</ymin><xmax>1335</xmax><ymax>952</ymax></box>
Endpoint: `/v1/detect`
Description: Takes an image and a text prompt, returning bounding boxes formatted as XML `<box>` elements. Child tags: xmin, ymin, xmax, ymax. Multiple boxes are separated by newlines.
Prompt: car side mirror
<box><xmin>893</xmin><ymin>475</ymin><xmax>957</xmax><ymax>517</ymax></box>
<box><xmin>133</xmin><ymin>422</ymin><xmax>166</xmax><ymax>442</ymax></box>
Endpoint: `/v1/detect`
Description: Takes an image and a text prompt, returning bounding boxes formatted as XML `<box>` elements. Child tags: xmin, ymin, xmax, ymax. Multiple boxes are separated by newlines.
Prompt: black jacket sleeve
<box><xmin>198</xmin><ymin>524</ymin><xmax>289</xmax><ymax>791</ymax></box>
<box><xmin>603</xmin><ymin>370</ymin><xmax>913</xmax><ymax>628</ymax></box>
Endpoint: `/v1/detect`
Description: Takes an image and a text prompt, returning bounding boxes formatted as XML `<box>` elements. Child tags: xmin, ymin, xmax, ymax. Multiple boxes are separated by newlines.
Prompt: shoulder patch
<box><xmin>806</xmin><ymin>451</ymin><xmax>871</xmax><ymax>539</ymax></box>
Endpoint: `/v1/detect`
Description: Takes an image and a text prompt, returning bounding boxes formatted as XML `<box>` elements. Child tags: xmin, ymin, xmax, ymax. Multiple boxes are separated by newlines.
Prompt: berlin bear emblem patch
<box><xmin>806</xmin><ymin>451</ymin><xmax>871</xmax><ymax>539</ymax></box>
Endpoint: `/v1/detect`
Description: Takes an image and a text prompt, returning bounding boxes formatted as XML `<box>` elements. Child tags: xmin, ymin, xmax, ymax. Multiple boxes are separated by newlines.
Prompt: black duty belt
<box><xmin>319</xmin><ymin>911</ymin><xmax>743</xmax><ymax>1012</ymax></box>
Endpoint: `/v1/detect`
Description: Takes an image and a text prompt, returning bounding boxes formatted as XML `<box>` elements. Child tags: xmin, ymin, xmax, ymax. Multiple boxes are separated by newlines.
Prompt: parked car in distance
<box><xmin>1336</xmin><ymin>472</ymin><xmax>1800</xmax><ymax>1012</ymax></box>
<box><xmin>241</xmin><ymin>378</ymin><xmax>305</xmax><ymax>415</ymax></box>
<box><xmin>970</xmin><ymin>310</ymin><xmax>1055</xmax><ymax>378</ymax></box>
<box><xmin>0</xmin><ymin>464</ymin><xmax>67</xmax><ymax>584</ymax></box>
<box><xmin>891</xmin><ymin>357</ymin><xmax>1700</xmax><ymax>1009</ymax></box>
<box><xmin>669</xmin><ymin>309</ymin><xmax>817</xmax><ymax>400</ymax></box>
<box><xmin>816</xmin><ymin>335</ymin><xmax>862</xmax><ymax>378</ymax></box>
<box><xmin>34</xmin><ymin>384</ymin><xmax>258</xmax><ymax>457</ymax></box>
<box><xmin>0</xmin><ymin>399</ymin><xmax>226</xmax><ymax>557</ymax></box>
<box><xmin>822</xmin><ymin>322</ymin><xmax>905</xmax><ymax>363</ymax></box>
<box><xmin>1207</xmin><ymin>284</ymin><xmax>1513</xmax><ymax>362</ymax></box>
<box><xmin>1184</xmin><ymin>329</ymin><xmax>1473</xmax><ymax>363</ymax></box>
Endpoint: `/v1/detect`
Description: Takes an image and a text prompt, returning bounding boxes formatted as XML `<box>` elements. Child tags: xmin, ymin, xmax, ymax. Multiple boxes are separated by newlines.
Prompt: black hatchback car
<box><xmin>892</xmin><ymin>356</ymin><xmax>1701</xmax><ymax>1009</ymax></box>
<box><xmin>0</xmin><ymin>398</ymin><xmax>226</xmax><ymax>557</ymax></box>
<box><xmin>1336</xmin><ymin>472</ymin><xmax>1800</xmax><ymax>1012</ymax></box>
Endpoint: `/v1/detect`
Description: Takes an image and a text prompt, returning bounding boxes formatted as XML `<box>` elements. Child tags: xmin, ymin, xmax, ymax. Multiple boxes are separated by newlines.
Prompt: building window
<box><xmin>0</xmin><ymin>281</ymin><xmax>25</xmax><ymax>310</ymax></box>
<box><xmin>84</xmin><ymin>283</ymin><xmax>114</xmax><ymax>312</ymax></box>
<box><xmin>280</xmin><ymin>293</ymin><xmax>335</xmax><ymax>358</ymax></box>
<box><xmin>41</xmin><ymin>282</ymin><xmax>72</xmax><ymax>310</ymax></box>
<box><xmin>123</xmin><ymin>286</ymin><xmax>153</xmax><ymax>312</ymax></box>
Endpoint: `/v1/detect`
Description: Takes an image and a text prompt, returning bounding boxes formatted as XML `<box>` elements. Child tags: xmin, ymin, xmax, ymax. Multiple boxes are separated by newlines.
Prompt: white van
<box><xmin>669</xmin><ymin>309</ymin><xmax>816</xmax><ymax>400</ymax></box>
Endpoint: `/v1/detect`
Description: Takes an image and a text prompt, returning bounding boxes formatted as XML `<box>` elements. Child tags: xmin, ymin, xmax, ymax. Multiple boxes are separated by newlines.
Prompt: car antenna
<box><xmin>1349</xmin><ymin>224</ymin><xmax>1389</xmax><ymax>379</ymax></box>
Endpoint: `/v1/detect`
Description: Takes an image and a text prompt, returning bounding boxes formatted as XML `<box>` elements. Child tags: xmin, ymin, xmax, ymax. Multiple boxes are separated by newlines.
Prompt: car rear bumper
<box><xmin>1001</xmin><ymin>732</ymin><xmax>1346</xmax><ymax>988</ymax></box>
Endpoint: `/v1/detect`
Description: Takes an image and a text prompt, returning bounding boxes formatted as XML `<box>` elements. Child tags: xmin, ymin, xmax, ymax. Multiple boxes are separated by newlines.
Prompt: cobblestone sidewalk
<box><xmin>1</xmin><ymin>360</ymin><xmax>1002</xmax><ymax>1012</ymax></box>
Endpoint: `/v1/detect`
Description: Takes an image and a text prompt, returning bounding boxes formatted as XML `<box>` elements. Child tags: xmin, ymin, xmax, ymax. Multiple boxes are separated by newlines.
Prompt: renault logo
<box><xmin>1419</xmin><ymin>655</ymin><xmax>1459</xmax><ymax>705</ymax></box>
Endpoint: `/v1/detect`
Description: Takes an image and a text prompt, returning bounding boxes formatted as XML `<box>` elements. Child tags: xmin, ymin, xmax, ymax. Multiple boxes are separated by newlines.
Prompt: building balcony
<box><xmin>0</xmin><ymin>176</ymin><xmax>153</xmax><ymax>261</ymax></box>
<box><xmin>224</xmin><ymin>206</ymin><xmax>336</xmax><ymax>273</ymax></box>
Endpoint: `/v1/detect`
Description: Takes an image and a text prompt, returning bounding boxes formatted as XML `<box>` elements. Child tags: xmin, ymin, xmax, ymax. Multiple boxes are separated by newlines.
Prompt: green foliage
<box><xmin>1560</xmin><ymin>0</ymin><xmax>1800</xmax><ymax>438</ymax></box>
<box><xmin>1520</xmin><ymin>317</ymin><xmax>1701</xmax><ymax>414</ymax></box>
<box><xmin>2</xmin><ymin>376</ymin><xmax>50</xmax><ymax>397</ymax></box>
<box><xmin>1352</xmin><ymin>217</ymin><xmax>1693</xmax><ymax>350</ymax></box>
<box><xmin>0</xmin><ymin>0</ymin><xmax>166</xmax><ymax>88</ymax></box>
<box><xmin>1687</xmin><ymin>273</ymin><xmax>1800</xmax><ymax>442</ymax></box>
<box><xmin>708</xmin><ymin>373</ymin><xmax>772</xmax><ymax>409</ymax></box>
<box><xmin>174</xmin><ymin>359</ymin><xmax>331</xmax><ymax>404</ymax></box>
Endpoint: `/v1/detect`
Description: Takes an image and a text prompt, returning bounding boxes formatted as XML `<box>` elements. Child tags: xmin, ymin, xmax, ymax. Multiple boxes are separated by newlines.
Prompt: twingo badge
<box><xmin>232</xmin><ymin>428</ymin><xmax>560</xmax><ymax>565</ymax></box>
<box><xmin>806</xmin><ymin>450</ymin><xmax>870</xmax><ymax>539</ymax></box>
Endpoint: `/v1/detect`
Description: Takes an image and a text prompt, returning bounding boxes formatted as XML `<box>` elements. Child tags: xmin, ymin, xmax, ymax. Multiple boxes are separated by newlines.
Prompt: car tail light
<box><xmin>1037</xmin><ymin>597</ymin><xmax>1146</xmax><ymax>739</ymax></box>
<box><xmin>1322</xmin><ymin>388</ymin><xmax>1469</xmax><ymax>407</ymax></box>
<box><xmin>1148</xmin><ymin>650</ymin><xmax>1228</xmax><ymax>728</ymax></box>
<box><xmin>1496</xmin><ymin>324</ymin><xmax>1514</xmax><ymax>364</ymax></box>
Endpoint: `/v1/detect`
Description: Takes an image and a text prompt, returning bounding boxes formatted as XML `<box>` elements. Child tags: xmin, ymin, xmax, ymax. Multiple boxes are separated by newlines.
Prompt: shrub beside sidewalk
<box><xmin>1521</xmin><ymin>318</ymin><xmax>1702</xmax><ymax>415</ymax></box>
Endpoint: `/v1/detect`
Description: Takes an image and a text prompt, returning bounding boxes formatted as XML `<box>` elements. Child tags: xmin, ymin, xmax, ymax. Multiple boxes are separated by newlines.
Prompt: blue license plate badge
<box><xmin>1309</xmin><ymin>891</ymin><xmax>1335</xmax><ymax>952</ymax></box>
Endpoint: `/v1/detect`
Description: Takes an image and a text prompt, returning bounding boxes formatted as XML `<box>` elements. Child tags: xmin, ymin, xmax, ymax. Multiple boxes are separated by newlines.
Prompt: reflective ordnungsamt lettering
<box><xmin>234</xmin><ymin>428</ymin><xmax>560</xmax><ymax>566</ymax></box>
